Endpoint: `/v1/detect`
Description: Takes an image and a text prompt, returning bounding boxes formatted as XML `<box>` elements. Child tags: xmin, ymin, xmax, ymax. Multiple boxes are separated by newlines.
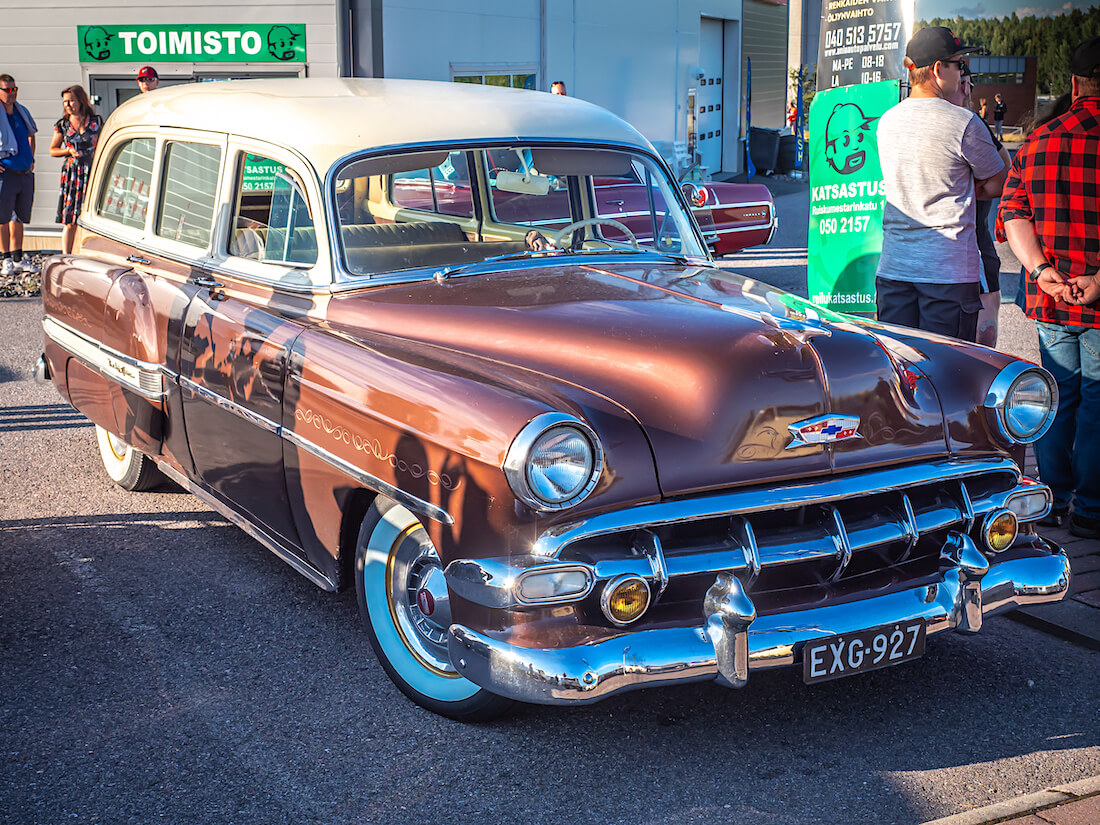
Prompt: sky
<box><xmin>915</xmin><ymin>0</ymin><xmax>1092</xmax><ymax>20</ymax></box>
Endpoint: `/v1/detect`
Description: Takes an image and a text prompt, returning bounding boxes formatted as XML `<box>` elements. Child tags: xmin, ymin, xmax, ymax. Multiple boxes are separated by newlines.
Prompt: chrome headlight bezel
<box><xmin>504</xmin><ymin>412</ymin><xmax>604</xmax><ymax>511</ymax></box>
<box><xmin>984</xmin><ymin>363</ymin><xmax>1058</xmax><ymax>445</ymax></box>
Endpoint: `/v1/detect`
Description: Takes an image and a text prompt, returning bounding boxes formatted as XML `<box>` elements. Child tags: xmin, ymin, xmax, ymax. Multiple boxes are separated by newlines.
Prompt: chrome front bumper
<box><xmin>446</xmin><ymin>537</ymin><xmax>1070</xmax><ymax>705</ymax></box>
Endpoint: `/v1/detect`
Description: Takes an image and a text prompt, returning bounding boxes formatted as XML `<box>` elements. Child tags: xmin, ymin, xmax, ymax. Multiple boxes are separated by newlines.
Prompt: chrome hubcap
<box><xmin>388</xmin><ymin>527</ymin><xmax>454</xmax><ymax>674</ymax></box>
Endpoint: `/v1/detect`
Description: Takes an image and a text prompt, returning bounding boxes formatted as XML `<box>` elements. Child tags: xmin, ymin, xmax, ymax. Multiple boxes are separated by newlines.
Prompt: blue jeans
<box><xmin>1034</xmin><ymin>321</ymin><xmax>1100</xmax><ymax>519</ymax></box>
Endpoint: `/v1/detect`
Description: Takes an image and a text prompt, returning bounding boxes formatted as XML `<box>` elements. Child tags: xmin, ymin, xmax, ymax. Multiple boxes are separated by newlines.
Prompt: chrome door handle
<box><xmin>191</xmin><ymin>275</ymin><xmax>226</xmax><ymax>291</ymax></box>
<box><xmin>126</xmin><ymin>254</ymin><xmax>151</xmax><ymax>265</ymax></box>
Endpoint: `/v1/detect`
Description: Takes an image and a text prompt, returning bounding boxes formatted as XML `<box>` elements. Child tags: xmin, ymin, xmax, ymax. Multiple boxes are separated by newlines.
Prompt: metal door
<box><xmin>698</xmin><ymin>18</ymin><xmax>725</xmax><ymax>176</ymax></box>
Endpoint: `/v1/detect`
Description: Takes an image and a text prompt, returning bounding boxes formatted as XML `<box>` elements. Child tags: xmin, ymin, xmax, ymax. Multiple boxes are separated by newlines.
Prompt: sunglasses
<box><xmin>943</xmin><ymin>60</ymin><xmax>968</xmax><ymax>70</ymax></box>
<box><xmin>0</xmin><ymin>86</ymin><xmax>16</xmax><ymax>93</ymax></box>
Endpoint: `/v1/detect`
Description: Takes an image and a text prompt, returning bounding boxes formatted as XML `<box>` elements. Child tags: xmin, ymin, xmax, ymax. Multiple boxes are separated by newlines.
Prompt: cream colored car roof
<box><xmin>107</xmin><ymin>78</ymin><xmax>655</xmax><ymax>176</ymax></box>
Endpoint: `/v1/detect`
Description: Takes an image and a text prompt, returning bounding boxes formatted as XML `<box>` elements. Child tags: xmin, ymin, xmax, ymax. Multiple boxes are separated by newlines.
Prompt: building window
<box><xmin>453</xmin><ymin>71</ymin><xmax>536</xmax><ymax>90</ymax></box>
<box><xmin>969</xmin><ymin>56</ymin><xmax>1025</xmax><ymax>85</ymax></box>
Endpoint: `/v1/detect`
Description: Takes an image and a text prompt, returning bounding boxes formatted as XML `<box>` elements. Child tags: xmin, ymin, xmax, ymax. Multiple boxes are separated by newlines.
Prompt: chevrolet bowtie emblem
<box><xmin>787</xmin><ymin>414</ymin><xmax>862</xmax><ymax>449</ymax></box>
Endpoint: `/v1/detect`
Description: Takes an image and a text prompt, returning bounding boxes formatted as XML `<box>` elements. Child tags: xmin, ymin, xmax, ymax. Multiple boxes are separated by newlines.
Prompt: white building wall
<box><xmin>382</xmin><ymin>0</ymin><xmax>746</xmax><ymax>176</ymax></box>
<box><xmin>0</xmin><ymin>0</ymin><xmax>339</xmax><ymax>232</ymax></box>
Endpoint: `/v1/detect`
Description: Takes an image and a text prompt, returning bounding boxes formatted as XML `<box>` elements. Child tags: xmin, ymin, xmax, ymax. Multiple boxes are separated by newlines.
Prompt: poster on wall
<box><xmin>77</xmin><ymin>24</ymin><xmax>307</xmax><ymax>64</ymax></box>
<box><xmin>817</xmin><ymin>0</ymin><xmax>914</xmax><ymax>91</ymax></box>
<box><xmin>807</xmin><ymin>80</ymin><xmax>899</xmax><ymax>314</ymax></box>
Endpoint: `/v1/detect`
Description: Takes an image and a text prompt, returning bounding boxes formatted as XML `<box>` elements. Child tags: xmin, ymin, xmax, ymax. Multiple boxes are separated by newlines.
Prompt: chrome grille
<box><xmin>563</xmin><ymin>467</ymin><xmax>1020</xmax><ymax>615</ymax></box>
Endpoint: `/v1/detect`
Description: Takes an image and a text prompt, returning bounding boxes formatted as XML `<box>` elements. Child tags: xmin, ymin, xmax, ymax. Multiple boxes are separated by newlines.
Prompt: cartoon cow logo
<box><xmin>824</xmin><ymin>102</ymin><xmax>879</xmax><ymax>176</ymax></box>
<box><xmin>266</xmin><ymin>26</ymin><xmax>299</xmax><ymax>61</ymax></box>
<box><xmin>82</xmin><ymin>26</ymin><xmax>113</xmax><ymax>61</ymax></box>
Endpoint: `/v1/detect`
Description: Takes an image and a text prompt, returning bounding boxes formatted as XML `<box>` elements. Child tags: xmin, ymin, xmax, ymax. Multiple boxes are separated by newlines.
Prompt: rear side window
<box><xmin>98</xmin><ymin>138</ymin><xmax>155</xmax><ymax>230</ymax></box>
<box><xmin>228</xmin><ymin>153</ymin><xmax>316</xmax><ymax>265</ymax></box>
<box><xmin>156</xmin><ymin>142</ymin><xmax>222</xmax><ymax>248</ymax></box>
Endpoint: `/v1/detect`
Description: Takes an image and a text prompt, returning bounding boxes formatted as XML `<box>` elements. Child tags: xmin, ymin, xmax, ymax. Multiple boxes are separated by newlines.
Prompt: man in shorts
<box><xmin>0</xmin><ymin>73</ymin><xmax>38</xmax><ymax>276</ymax></box>
<box><xmin>875</xmin><ymin>27</ymin><xmax>1007</xmax><ymax>341</ymax></box>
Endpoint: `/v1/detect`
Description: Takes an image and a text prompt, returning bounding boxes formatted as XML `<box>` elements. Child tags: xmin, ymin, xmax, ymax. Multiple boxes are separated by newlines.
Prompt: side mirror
<box><xmin>682</xmin><ymin>182</ymin><xmax>709</xmax><ymax>208</ymax></box>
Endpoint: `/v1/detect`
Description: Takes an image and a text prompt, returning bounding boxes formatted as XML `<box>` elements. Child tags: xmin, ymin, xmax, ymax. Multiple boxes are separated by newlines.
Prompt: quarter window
<box><xmin>156</xmin><ymin>142</ymin><xmax>222</xmax><ymax>248</ymax></box>
<box><xmin>98</xmin><ymin>138</ymin><xmax>155</xmax><ymax>230</ymax></box>
<box><xmin>228</xmin><ymin>153</ymin><xmax>317</xmax><ymax>265</ymax></box>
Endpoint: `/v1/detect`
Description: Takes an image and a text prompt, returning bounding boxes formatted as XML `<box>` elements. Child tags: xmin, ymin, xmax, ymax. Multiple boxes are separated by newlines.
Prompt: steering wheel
<box><xmin>553</xmin><ymin>217</ymin><xmax>639</xmax><ymax>251</ymax></box>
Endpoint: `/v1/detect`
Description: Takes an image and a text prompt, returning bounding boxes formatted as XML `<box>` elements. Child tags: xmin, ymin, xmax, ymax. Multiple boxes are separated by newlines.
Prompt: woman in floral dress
<box><xmin>49</xmin><ymin>85</ymin><xmax>102</xmax><ymax>254</ymax></box>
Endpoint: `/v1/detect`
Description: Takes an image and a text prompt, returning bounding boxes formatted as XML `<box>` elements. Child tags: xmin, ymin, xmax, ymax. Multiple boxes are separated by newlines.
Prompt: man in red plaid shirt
<box><xmin>997</xmin><ymin>36</ymin><xmax>1100</xmax><ymax>539</ymax></box>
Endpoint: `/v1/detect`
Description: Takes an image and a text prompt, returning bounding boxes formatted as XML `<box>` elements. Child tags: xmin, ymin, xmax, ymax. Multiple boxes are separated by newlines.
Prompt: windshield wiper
<box><xmin>434</xmin><ymin>249</ymin><xmax>564</xmax><ymax>281</ymax></box>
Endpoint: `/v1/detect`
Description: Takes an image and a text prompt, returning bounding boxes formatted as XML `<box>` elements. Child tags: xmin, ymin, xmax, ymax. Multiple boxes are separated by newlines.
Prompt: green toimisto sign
<box><xmin>807</xmin><ymin>79</ymin><xmax>900</xmax><ymax>315</ymax></box>
<box><xmin>78</xmin><ymin>24</ymin><xmax>306</xmax><ymax>64</ymax></box>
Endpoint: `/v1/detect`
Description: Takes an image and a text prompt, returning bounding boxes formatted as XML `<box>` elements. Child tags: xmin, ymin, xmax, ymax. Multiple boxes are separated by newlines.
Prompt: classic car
<box><xmin>37</xmin><ymin>78</ymin><xmax>1069</xmax><ymax>721</ymax></box>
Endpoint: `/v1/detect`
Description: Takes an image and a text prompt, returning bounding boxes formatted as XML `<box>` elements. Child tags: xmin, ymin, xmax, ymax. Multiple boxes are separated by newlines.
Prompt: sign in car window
<box><xmin>241</xmin><ymin>155</ymin><xmax>285</xmax><ymax>192</ymax></box>
<box><xmin>77</xmin><ymin>24</ymin><xmax>306</xmax><ymax>64</ymax></box>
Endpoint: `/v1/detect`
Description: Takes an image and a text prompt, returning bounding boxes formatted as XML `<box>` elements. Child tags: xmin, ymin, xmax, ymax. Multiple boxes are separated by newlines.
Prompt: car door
<box><xmin>171</xmin><ymin>140</ymin><xmax>312</xmax><ymax>548</ymax></box>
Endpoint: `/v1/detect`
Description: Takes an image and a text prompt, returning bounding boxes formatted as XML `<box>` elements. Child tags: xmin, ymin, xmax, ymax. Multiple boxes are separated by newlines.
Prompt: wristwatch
<box><xmin>1028</xmin><ymin>262</ymin><xmax>1053</xmax><ymax>282</ymax></box>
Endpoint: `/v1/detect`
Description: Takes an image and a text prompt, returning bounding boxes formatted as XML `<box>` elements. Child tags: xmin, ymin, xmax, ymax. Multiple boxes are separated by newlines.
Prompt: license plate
<box><xmin>802</xmin><ymin>620</ymin><xmax>926</xmax><ymax>684</ymax></box>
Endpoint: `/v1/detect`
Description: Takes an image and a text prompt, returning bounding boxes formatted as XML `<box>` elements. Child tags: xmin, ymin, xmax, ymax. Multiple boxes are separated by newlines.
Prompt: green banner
<box><xmin>807</xmin><ymin>80</ymin><xmax>900</xmax><ymax>315</ymax></box>
<box><xmin>78</xmin><ymin>24</ymin><xmax>306</xmax><ymax>64</ymax></box>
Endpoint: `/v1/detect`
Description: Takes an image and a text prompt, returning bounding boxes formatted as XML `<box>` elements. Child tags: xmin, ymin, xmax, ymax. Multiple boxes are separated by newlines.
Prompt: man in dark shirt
<box><xmin>0</xmin><ymin>74</ymin><xmax>38</xmax><ymax>276</ymax></box>
<box><xmin>993</xmin><ymin>94</ymin><xmax>1007</xmax><ymax>140</ymax></box>
<box><xmin>997</xmin><ymin>37</ymin><xmax>1100</xmax><ymax>538</ymax></box>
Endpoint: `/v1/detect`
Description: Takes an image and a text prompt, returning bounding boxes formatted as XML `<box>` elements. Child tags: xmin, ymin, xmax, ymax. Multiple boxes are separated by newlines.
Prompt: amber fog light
<box><xmin>601</xmin><ymin>575</ymin><xmax>651</xmax><ymax>626</ymax></box>
<box><xmin>984</xmin><ymin>510</ymin><xmax>1018</xmax><ymax>553</ymax></box>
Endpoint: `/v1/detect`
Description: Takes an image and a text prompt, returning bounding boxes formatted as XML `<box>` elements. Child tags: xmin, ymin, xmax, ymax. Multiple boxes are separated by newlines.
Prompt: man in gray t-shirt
<box><xmin>875</xmin><ymin>26</ymin><xmax>1007</xmax><ymax>342</ymax></box>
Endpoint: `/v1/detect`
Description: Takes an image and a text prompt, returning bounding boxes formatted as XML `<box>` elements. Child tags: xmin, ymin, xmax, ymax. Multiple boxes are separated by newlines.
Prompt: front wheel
<box><xmin>95</xmin><ymin>425</ymin><xmax>165</xmax><ymax>491</ymax></box>
<box><xmin>354</xmin><ymin>498</ymin><xmax>512</xmax><ymax>721</ymax></box>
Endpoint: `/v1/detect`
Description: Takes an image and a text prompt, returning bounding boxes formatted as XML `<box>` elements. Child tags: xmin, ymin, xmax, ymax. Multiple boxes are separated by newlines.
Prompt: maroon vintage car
<box><xmin>37</xmin><ymin>79</ymin><xmax>1069</xmax><ymax>721</ymax></box>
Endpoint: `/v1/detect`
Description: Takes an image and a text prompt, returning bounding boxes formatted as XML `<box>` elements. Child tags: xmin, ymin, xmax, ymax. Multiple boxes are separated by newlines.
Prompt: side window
<box><xmin>98</xmin><ymin>138</ymin><xmax>155</xmax><ymax>230</ymax></box>
<box><xmin>391</xmin><ymin>151</ymin><xmax>474</xmax><ymax>218</ymax></box>
<box><xmin>156</xmin><ymin>142</ymin><xmax>222</xmax><ymax>248</ymax></box>
<box><xmin>228</xmin><ymin>153</ymin><xmax>316</xmax><ymax>265</ymax></box>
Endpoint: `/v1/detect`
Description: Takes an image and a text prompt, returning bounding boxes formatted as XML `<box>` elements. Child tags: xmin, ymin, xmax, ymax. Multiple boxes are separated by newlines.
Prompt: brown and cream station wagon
<box><xmin>37</xmin><ymin>78</ymin><xmax>1070</xmax><ymax>720</ymax></box>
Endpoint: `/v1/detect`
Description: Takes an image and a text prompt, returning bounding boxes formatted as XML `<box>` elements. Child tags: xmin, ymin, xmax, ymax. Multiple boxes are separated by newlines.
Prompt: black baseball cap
<box><xmin>1071</xmin><ymin>36</ymin><xmax>1100</xmax><ymax>77</ymax></box>
<box><xmin>905</xmin><ymin>26</ymin><xmax>980</xmax><ymax>69</ymax></box>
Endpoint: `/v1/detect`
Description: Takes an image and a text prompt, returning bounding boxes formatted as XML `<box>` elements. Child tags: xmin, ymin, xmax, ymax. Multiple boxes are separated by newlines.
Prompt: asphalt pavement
<box><xmin>2</xmin><ymin>205</ymin><xmax>1098</xmax><ymax>824</ymax></box>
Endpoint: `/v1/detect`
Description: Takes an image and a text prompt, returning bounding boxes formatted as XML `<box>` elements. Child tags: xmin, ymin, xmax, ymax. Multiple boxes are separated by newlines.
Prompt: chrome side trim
<box><xmin>282</xmin><ymin>426</ymin><xmax>454</xmax><ymax>526</ymax></box>
<box><xmin>43</xmin><ymin>317</ymin><xmax>165</xmax><ymax>399</ymax></box>
<box><xmin>175</xmin><ymin>374</ymin><xmax>453</xmax><ymax>526</ymax></box>
<box><xmin>530</xmin><ymin>458</ymin><xmax>1021</xmax><ymax>558</ymax></box>
<box><xmin>154</xmin><ymin>460</ymin><xmax>338</xmax><ymax>592</ymax></box>
<box><xmin>179</xmin><ymin>376</ymin><xmax>280</xmax><ymax>435</ymax></box>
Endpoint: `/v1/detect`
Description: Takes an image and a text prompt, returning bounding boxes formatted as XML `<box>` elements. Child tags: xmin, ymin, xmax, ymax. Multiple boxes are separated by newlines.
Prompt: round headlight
<box><xmin>1004</xmin><ymin>372</ymin><xmax>1053</xmax><ymax>440</ymax></box>
<box><xmin>986</xmin><ymin>364</ymin><xmax>1057</xmax><ymax>444</ymax></box>
<box><xmin>527</xmin><ymin>426</ymin><xmax>593</xmax><ymax>503</ymax></box>
<box><xmin>504</xmin><ymin>413</ymin><xmax>603</xmax><ymax>511</ymax></box>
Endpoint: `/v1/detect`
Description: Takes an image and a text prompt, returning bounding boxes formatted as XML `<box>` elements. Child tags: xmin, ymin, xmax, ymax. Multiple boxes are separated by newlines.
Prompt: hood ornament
<box><xmin>786</xmin><ymin>414</ymin><xmax>862</xmax><ymax>449</ymax></box>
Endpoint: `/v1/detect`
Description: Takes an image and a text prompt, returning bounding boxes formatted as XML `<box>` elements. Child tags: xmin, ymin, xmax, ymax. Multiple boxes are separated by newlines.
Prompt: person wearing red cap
<box><xmin>997</xmin><ymin>36</ymin><xmax>1100</xmax><ymax>539</ymax></box>
<box><xmin>136</xmin><ymin>66</ymin><xmax>159</xmax><ymax>93</ymax></box>
<box><xmin>874</xmin><ymin>26</ymin><xmax>1007</xmax><ymax>342</ymax></box>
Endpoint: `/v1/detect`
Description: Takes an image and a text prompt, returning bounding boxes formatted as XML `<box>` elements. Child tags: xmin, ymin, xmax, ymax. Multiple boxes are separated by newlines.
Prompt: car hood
<box><xmin>323</xmin><ymin>259</ymin><xmax>954</xmax><ymax>498</ymax></box>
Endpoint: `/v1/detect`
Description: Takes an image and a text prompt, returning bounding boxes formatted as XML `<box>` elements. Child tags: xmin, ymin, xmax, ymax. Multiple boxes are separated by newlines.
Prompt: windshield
<box><xmin>331</xmin><ymin>144</ymin><xmax>708</xmax><ymax>277</ymax></box>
